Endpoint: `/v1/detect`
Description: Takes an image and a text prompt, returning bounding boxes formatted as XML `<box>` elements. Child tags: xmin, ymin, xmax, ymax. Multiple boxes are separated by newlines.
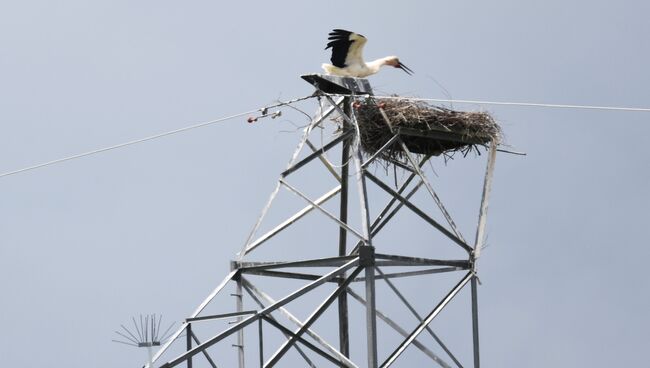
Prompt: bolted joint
<box><xmin>358</xmin><ymin>245</ymin><xmax>375</xmax><ymax>267</ymax></box>
<box><xmin>230</xmin><ymin>261</ymin><xmax>242</xmax><ymax>281</ymax></box>
<box><xmin>230</xmin><ymin>260</ymin><xmax>240</xmax><ymax>271</ymax></box>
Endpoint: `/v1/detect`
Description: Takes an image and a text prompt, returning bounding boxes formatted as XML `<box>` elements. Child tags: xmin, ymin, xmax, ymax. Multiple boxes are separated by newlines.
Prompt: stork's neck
<box><xmin>366</xmin><ymin>57</ymin><xmax>394</xmax><ymax>74</ymax></box>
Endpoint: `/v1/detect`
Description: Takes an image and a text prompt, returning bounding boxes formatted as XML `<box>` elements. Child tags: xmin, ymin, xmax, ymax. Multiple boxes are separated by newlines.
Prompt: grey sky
<box><xmin>1</xmin><ymin>1</ymin><xmax>649</xmax><ymax>367</ymax></box>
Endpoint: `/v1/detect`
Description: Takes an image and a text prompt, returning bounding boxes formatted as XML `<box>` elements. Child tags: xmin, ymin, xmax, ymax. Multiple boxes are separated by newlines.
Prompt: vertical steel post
<box><xmin>364</xmin><ymin>264</ymin><xmax>378</xmax><ymax>368</ymax></box>
<box><xmin>349</xmin><ymin>96</ymin><xmax>378</xmax><ymax>368</ymax></box>
<box><xmin>236</xmin><ymin>279</ymin><xmax>245</xmax><ymax>368</ymax></box>
<box><xmin>186</xmin><ymin>323</ymin><xmax>193</xmax><ymax>368</ymax></box>
<box><xmin>471</xmin><ymin>276</ymin><xmax>480</xmax><ymax>368</ymax></box>
<box><xmin>258</xmin><ymin>319</ymin><xmax>264</xmax><ymax>368</ymax></box>
<box><xmin>337</xmin><ymin>97</ymin><xmax>352</xmax><ymax>358</ymax></box>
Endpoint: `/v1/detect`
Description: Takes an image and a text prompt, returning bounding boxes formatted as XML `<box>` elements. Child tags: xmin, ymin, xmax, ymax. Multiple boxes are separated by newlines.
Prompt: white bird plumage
<box><xmin>322</xmin><ymin>29</ymin><xmax>413</xmax><ymax>78</ymax></box>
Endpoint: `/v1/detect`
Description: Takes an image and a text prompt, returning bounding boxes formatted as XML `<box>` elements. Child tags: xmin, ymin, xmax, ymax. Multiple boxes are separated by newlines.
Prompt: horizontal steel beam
<box><xmin>375</xmin><ymin>253</ymin><xmax>470</xmax><ymax>268</ymax></box>
<box><xmin>186</xmin><ymin>310</ymin><xmax>257</xmax><ymax>323</ymax></box>
<box><xmin>237</xmin><ymin>255</ymin><xmax>358</xmax><ymax>271</ymax></box>
<box><xmin>353</xmin><ymin>267</ymin><xmax>462</xmax><ymax>281</ymax></box>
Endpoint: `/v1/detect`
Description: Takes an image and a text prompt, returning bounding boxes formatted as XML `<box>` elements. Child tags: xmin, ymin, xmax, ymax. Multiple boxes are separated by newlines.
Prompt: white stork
<box><xmin>322</xmin><ymin>29</ymin><xmax>413</xmax><ymax>78</ymax></box>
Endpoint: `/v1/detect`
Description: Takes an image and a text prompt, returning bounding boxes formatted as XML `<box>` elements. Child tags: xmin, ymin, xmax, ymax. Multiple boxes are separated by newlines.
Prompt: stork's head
<box><xmin>385</xmin><ymin>56</ymin><xmax>413</xmax><ymax>75</ymax></box>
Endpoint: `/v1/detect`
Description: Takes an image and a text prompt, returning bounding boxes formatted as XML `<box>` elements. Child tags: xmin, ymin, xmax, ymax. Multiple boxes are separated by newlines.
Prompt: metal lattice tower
<box><xmin>145</xmin><ymin>75</ymin><xmax>498</xmax><ymax>368</ymax></box>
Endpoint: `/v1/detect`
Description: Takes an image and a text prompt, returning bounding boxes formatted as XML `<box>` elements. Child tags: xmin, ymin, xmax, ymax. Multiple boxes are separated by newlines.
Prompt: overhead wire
<box><xmin>0</xmin><ymin>95</ymin><xmax>314</xmax><ymax>179</ymax></box>
<box><xmin>343</xmin><ymin>94</ymin><xmax>650</xmax><ymax>112</ymax></box>
<box><xmin>1</xmin><ymin>92</ymin><xmax>649</xmax><ymax>180</ymax></box>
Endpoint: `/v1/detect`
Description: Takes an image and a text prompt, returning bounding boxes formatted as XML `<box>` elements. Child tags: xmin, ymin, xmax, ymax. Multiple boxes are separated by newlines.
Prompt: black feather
<box><xmin>325</xmin><ymin>29</ymin><xmax>354</xmax><ymax>68</ymax></box>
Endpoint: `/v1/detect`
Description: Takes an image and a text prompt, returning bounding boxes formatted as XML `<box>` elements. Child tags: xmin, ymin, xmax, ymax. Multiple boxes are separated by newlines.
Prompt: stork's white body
<box><xmin>322</xmin><ymin>29</ymin><xmax>412</xmax><ymax>78</ymax></box>
<box><xmin>322</xmin><ymin>57</ymin><xmax>394</xmax><ymax>78</ymax></box>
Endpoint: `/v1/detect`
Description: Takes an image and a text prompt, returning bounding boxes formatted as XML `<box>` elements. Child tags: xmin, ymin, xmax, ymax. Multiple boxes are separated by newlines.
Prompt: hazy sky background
<box><xmin>1</xmin><ymin>1</ymin><xmax>649</xmax><ymax>367</ymax></box>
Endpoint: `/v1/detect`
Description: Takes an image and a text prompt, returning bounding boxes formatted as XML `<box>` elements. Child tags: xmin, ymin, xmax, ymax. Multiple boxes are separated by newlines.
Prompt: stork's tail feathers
<box><xmin>321</xmin><ymin>63</ymin><xmax>337</xmax><ymax>74</ymax></box>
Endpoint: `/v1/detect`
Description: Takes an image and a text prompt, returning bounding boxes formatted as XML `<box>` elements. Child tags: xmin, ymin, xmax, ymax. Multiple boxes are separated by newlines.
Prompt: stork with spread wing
<box><xmin>322</xmin><ymin>29</ymin><xmax>413</xmax><ymax>78</ymax></box>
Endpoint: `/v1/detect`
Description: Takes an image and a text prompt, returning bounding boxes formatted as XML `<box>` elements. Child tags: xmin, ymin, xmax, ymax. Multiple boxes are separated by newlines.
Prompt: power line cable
<box><xmin>0</xmin><ymin>95</ymin><xmax>314</xmax><ymax>179</ymax></box>
<box><xmin>350</xmin><ymin>94</ymin><xmax>650</xmax><ymax>112</ymax></box>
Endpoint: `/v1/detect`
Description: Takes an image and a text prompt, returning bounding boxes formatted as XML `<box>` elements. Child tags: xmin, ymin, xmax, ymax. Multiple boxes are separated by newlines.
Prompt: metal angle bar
<box><xmin>282</xmin><ymin>131</ymin><xmax>352</xmax><ymax>177</ymax></box>
<box><xmin>238</xmin><ymin>255</ymin><xmax>358</xmax><ymax>271</ymax></box>
<box><xmin>380</xmin><ymin>272</ymin><xmax>474</xmax><ymax>368</ymax></box>
<box><xmin>238</xmin><ymin>98</ymin><xmax>343</xmax><ymax>260</ymax></box>
<box><xmin>243</xmin><ymin>283</ymin><xmax>318</xmax><ymax>368</ymax></box>
<box><xmin>264</xmin><ymin>266</ymin><xmax>364</xmax><ymax>367</ymax></box>
<box><xmin>186</xmin><ymin>323</ymin><xmax>193</xmax><ymax>368</ymax></box>
<box><xmin>370</xmin><ymin>181</ymin><xmax>424</xmax><ymax>238</ymax></box>
<box><xmin>349</xmin><ymin>157</ymin><xmax>430</xmax><ymax>256</ymax></box>
<box><xmin>150</xmin><ymin>270</ymin><xmax>235</xmax><ymax>366</ymax></box>
<box><xmin>375</xmin><ymin>267</ymin><xmax>464</xmax><ymax>368</ymax></box>
<box><xmin>473</xmin><ymin>140</ymin><xmax>497</xmax><ymax>259</ymax></box>
<box><xmin>380</xmin><ymin>156</ymin><xmax>416</xmax><ymax>172</ymax></box>
<box><xmin>337</xmin><ymin>118</ymin><xmax>351</xmax><ymax>359</ymax></box>
<box><xmin>361</xmin><ymin>134</ymin><xmax>400</xmax><ymax>169</ymax></box>
<box><xmin>471</xmin><ymin>277</ymin><xmax>480</xmax><ymax>368</ymax></box>
<box><xmin>305</xmin><ymin>138</ymin><xmax>342</xmax><ymax>183</ymax></box>
<box><xmin>375</xmin><ymin>106</ymin><xmax>467</xmax><ymax>244</ymax></box>
<box><xmin>161</xmin><ymin>315</ymin><xmax>258</xmax><ymax>368</ymax></box>
<box><xmin>346</xmin><ymin>288</ymin><xmax>451</xmax><ymax>368</ymax></box>
<box><xmin>242</xmin><ymin>278</ymin><xmax>357</xmax><ymax>368</ymax></box>
<box><xmin>243</xmin><ymin>269</ymin><xmax>341</xmax><ymax>283</ymax></box>
<box><xmin>258</xmin><ymin>319</ymin><xmax>264</xmax><ymax>368</ymax></box>
<box><xmin>280</xmin><ymin>179</ymin><xmax>367</xmax><ymax>241</ymax></box>
<box><xmin>236</xmin><ymin>280</ymin><xmax>245</xmax><ymax>368</ymax></box>
<box><xmin>366</xmin><ymin>172</ymin><xmax>472</xmax><ymax>253</ymax></box>
<box><xmin>353</xmin><ymin>267</ymin><xmax>462</xmax><ymax>281</ymax></box>
<box><xmin>323</xmin><ymin>94</ymin><xmax>354</xmax><ymax>127</ymax></box>
<box><xmin>186</xmin><ymin>310</ymin><xmax>257</xmax><ymax>323</ymax></box>
<box><xmin>262</xmin><ymin>316</ymin><xmax>349</xmax><ymax>367</ymax></box>
<box><xmin>396</xmin><ymin>135</ymin><xmax>467</xmax><ymax>244</ymax></box>
<box><xmin>244</xmin><ymin>186</ymin><xmax>342</xmax><ymax>256</ymax></box>
<box><xmin>162</xmin><ymin>260</ymin><xmax>358</xmax><ymax>368</ymax></box>
<box><xmin>369</xmin><ymin>155</ymin><xmax>429</xmax><ymax>235</ymax></box>
<box><xmin>375</xmin><ymin>253</ymin><xmax>470</xmax><ymax>268</ymax></box>
<box><xmin>190</xmin><ymin>332</ymin><xmax>219</xmax><ymax>368</ymax></box>
<box><xmin>364</xmin><ymin>265</ymin><xmax>378</xmax><ymax>368</ymax></box>
<box><xmin>350</xmin><ymin>101</ymin><xmax>373</xmax><ymax>247</ymax></box>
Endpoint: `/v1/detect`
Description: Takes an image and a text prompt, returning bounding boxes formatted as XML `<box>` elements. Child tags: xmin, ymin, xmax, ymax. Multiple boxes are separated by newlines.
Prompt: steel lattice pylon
<box><xmin>146</xmin><ymin>75</ymin><xmax>498</xmax><ymax>368</ymax></box>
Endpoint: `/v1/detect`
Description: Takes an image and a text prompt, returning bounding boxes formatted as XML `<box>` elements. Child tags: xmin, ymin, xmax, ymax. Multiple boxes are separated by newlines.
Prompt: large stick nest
<box><xmin>353</xmin><ymin>98</ymin><xmax>502</xmax><ymax>161</ymax></box>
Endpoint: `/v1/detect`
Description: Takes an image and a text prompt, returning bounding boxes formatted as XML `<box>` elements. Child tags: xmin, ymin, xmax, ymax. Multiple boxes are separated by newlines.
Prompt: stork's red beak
<box><xmin>397</xmin><ymin>62</ymin><xmax>413</xmax><ymax>75</ymax></box>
